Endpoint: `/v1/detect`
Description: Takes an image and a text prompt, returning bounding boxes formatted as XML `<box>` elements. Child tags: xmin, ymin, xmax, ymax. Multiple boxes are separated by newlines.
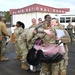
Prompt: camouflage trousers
<box><xmin>0</xmin><ymin>38</ymin><xmax>6</xmax><ymax>55</ymax></box>
<box><xmin>40</xmin><ymin>63</ymin><xmax>51</xmax><ymax>75</ymax></box>
<box><xmin>15</xmin><ymin>41</ymin><xmax>22</xmax><ymax>57</ymax></box>
<box><xmin>17</xmin><ymin>37</ymin><xmax>28</xmax><ymax>63</ymax></box>
<box><xmin>51</xmin><ymin>59</ymin><xmax>66</xmax><ymax>75</ymax></box>
<box><xmin>40</xmin><ymin>59</ymin><xmax>67</xmax><ymax>75</ymax></box>
<box><xmin>21</xmin><ymin>43</ymin><xmax>28</xmax><ymax>63</ymax></box>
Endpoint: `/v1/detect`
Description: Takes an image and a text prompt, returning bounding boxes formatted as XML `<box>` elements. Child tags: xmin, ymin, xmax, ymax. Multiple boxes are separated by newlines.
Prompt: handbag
<box><xmin>34</xmin><ymin>44</ymin><xmax>65</xmax><ymax>55</ymax></box>
<box><xmin>34</xmin><ymin>44</ymin><xmax>65</xmax><ymax>63</ymax></box>
<box><xmin>42</xmin><ymin>52</ymin><xmax>63</xmax><ymax>63</ymax></box>
<box><xmin>27</xmin><ymin>44</ymin><xmax>65</xmax><ymax>65</ymax></box>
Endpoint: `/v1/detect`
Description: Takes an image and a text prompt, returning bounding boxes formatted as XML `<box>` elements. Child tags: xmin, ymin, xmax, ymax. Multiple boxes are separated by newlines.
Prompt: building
<box><xmin>10</xmin><ymin>3</ymin><xmax>70</xmax><ymax>28</ymax></box>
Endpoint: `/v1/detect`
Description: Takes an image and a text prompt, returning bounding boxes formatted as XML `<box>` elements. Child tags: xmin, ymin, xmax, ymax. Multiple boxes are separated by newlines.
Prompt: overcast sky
<box><xmin>0</xmin><ymin>0</ymin><xmax>75</xmax><ymax>14</ymax></box>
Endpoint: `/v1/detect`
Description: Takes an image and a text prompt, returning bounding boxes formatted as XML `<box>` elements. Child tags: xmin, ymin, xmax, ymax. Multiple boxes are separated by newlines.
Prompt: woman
<box><xmin>49</xmin><ymin>18</ymin><xmax>70</xmax><ymax>75</ymax></box>
<box><xmin>14</xmin><ymin>21</ymin><xmax>24</xmax><ymax>60</ymax></box>
<box><xmin>32</xmin><ymin>19</ymin><xmax>70</xmax><ymax>75</ymax></box>
<box><xmin>29</xmin><ymin>20</ymin><xmax>56</xmax><ymax>74</ymax></box>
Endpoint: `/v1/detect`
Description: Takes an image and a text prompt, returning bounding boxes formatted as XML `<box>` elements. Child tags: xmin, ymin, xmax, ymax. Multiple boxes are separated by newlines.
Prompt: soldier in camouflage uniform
<box><xmin>0</xmin><ymin>17</ymin><xmax>10</xmax><ymax>61</ymax></box>
<box><xmin>31</xmin><ymin>20</ymin><xmax>56</xmax><ymax>75</ymax></box>
<box><xmin>67</xmin><ymin>22</ymin><xmax>73</xmax><ymax>43</ymax></box>
<box><xmin>50</xmin><ymin>18</ymin><xmax>71</xmax><ymax>75</ymax></box>
<box><xmin>29</xmin><ymin>18</ymin><xmax>38</xmax><ymax>29</ymax></box>
<box><xmin>14</xmin><ymin>21</ymin><xmax>24</xmax><ymax>60</ymax></box>
<box><xmin>17</xmin><ymin>18</ymin><xmax>38</xmax><ymax>70</ymax></box>
<box><xmin>38</xmin><ymin>18</ymin><xmax>43</xmax><ymax>26</ymax></box>
<box><xmin>32</xmin><ymin>19</ymin><xmax>70</xmax><ymax>75</ymax></box>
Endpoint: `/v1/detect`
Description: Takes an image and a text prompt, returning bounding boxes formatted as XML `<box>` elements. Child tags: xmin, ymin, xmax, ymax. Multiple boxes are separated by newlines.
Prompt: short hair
<box><xmin>38</xmin><ymin>18</ymin><xmax>42</xmax><ymax>21</ymax></box>
<box><xmin>44</xmin><ymin>14</ymin><xmax>50</xmax><ymax>19</ymax></box>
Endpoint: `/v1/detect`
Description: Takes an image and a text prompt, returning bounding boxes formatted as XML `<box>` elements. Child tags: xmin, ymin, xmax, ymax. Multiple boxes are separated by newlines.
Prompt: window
<box><xmin>60</xmin><ymin>17</ymin><xmax>65</xmax><ymax>23</ymax></box>
<box><xmin>72</xmin><ymin>17</ymin><xmax>75</xmax><ymax>22</ymax></box>
<box><xmin>66</xmin><ymin>17</ymin><xmax>70</xmax><ymax>23</ymax></box>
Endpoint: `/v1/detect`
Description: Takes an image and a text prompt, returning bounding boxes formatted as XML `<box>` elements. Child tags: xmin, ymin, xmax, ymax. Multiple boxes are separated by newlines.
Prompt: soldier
<box><xmin>27</xmin><ymin>20</ymin><xmax>55</xmax><ymax>74</ymax></box>
<box><xmin>0</xmin><ymin>17</ymin><xmax>10</xmax><ymax>61</ymax></box>
<box><xmin>17</xmin><ymin>18</ymin><xmax>38</xmax><ymax>70</ymax></box>
<box><xmin>17</xmin><ymin>28</ymin><xmax>36</xmax><ymax>70</ymax></box>
<box><xmin>37</xmin><ymin>20</ymin><xmax>56</xmax><ymax>75</ymax></box>
<box><xmin>29</xmin><ymin>18</ymin><xmax>38</xmax><ymax>29</ymax></box>
<box><xmin>44</xmin><ymin>14</ymin><xmax>51</xmax><ymax>21</ymax></box>
<box><xmin>38</xmin><ymin>18</ymin><xmax>43</xmax><ymax>25</ymax></box>
<box><xmin>35</xmin><ymin>19</ymin><xmax>70</xmax><ymax>75</ymax></box>
<box><xmin>14</xmin><ymin>21</ymin><xmax>24</xmax><ymax>60</ymax></box>
<box><xmin>67</xmin><ymin>22</ymin><xmax>73</xmax><ymax>43</ymax></box>
<box><xmin>50</xmin><ymin>18</ymin><xmax>71</xmax><ymax>75</ymax></box>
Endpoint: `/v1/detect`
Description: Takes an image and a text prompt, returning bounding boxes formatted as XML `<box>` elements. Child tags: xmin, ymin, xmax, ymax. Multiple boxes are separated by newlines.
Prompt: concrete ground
<box><xmin>0</xmin><ymin>28</ymin><xmax>75</xmax><ymax>75</ymax></box>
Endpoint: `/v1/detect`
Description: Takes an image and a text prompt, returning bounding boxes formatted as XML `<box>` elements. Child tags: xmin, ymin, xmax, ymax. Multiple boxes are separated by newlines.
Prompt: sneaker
<box><xmin>30</xmin><ymin>65</ymin><xmax>37</xmax><ymax>72</ymax></box>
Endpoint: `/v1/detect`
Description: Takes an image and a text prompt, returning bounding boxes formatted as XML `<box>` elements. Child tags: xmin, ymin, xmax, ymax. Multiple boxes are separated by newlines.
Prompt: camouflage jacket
<box><xmin>14</xmin><ymin>27</ymin><xmax>24</xmax><ymax>42</ymax></box>
<box><xmin>31</xmin><ymin>26</ymin><xmax>56</xmax><ymax>45</ymax></box>
<box><xmin>0</xmin><ymin>21</ymin><xmax>10</xmax><ymax>37</ymax></box>
<box><xmin>53</xmin><ymin>25</ymin><xmax>71</xmax><ymax>43</ymax></box>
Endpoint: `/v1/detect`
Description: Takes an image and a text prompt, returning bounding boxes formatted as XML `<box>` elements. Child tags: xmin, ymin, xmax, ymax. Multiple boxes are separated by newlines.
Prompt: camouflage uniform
<box><xmin>31</xmin><ymin>26</ymin><xmax>56</xmax><ymax>75</ymax></box>
<box><xmin>0</xmin><ymin>21</ymin><xmax>10</xmax><ymax>56</ymax></box>
<box><xmin>14</xmin><ymin>27</ymin><xmax>24</xmax><ymax>58</ymax></box>
<box><xmin>17</xmin><ymin>25</ymin><xmax>38</xmax><ymax>70</ymax></box>
<box><xmin>29</xmin><ymin>24</ymin><xmax>38</xmax><ymax>29</ymax></box>
<box><xmin>33</xmin><ymin>24</ymin><xmax>70</xmax><ymax>75</ymax></box>
<box><xmin>67</xmin><ymin>24</ymin><xmax>73</xmax><ymax>43</ymax></box>
<box><xmin>51</xmin><ymin>25</ymin><xmax>71</xmax><ymax>75</ymax></box>
<box><xmin>18</xmin><ymin>28</ymin><xmax>36</xmax><ymax>62</ymax></box>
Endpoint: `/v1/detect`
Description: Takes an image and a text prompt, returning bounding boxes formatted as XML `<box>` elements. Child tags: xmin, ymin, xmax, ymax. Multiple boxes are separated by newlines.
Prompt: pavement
<box><xmin>0</xmin><ymin>28</ymin><xmax>75</xmax><ymax>75</ymax></box>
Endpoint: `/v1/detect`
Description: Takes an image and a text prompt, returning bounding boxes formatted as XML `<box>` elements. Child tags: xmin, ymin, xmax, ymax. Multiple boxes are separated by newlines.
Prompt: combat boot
<box><xmin>14</xmin><ymin>56</ymin><xmax>21</xmax><ymax>60</ymax></box>
<box><xmin>1</xmin><ymin>56</ymin><xmax>9</xmax><ymax>61</ymax></box>
<box><xmin>60</xmin><ymin>70</ymin><xmax>66</xmax><ymax>75</ymax></box>
<box><xmin>21</xmin><ymin>63</ymin><xmax>29</xmax><ymax>70</ymax></box>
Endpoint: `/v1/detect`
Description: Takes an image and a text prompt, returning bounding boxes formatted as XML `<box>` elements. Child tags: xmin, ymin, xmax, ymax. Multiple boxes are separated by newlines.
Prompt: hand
<box><xmin>44</xmin><ymin>30</ymin><xmax>52</xmax><ymax>35</ymax></box>
<box><xmin>33</xmin><ymin>30</ymin><xmax>37</xmax><ymax>34</ymax></box>
<box><xmin>0</xmin><ymin>36</ymin><xmax>2</xmax><ymax>41</ymax></box>
<box><xmin>56</xmin><ymin>37</ymin><xmax>61</xmax><ymax>40</ymax></box>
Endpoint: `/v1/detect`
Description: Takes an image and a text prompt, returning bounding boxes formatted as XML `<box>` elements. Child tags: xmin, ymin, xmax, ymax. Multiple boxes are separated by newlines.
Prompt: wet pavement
<box><xmin>0</xmin><ymin>28</ymin><xmax>75</xmax><ymax>75</ymax></box>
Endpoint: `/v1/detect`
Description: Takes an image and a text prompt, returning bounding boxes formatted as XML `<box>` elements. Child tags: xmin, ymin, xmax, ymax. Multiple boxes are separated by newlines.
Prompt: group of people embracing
<box><xmin>13</xmin><ymin>14</ymin><xmax>71</xmax><ymax>75</ymax></box>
